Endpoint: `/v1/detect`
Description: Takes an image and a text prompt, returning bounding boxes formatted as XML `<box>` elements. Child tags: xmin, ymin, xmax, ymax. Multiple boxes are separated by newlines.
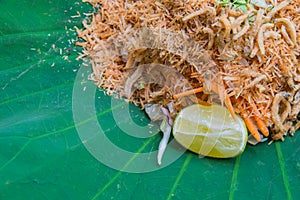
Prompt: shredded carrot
<box><xmin>225</xmin><ymin>94</ymin><xmax>236</xmax><ymax>121</ymax></box>
<box><xmin>254</xmin><ymin>115</ymin><xmax>269</xmax><ymax>137</ymax></box>
<box><xmin>241</xmin><ymin>112</ymin><xmax>261</xmax><ymax>142</ymax></box>
<box><xmin>173</xmin><ymin>87</ymin><xmax>203</xmax><ymax>99</ymax></box>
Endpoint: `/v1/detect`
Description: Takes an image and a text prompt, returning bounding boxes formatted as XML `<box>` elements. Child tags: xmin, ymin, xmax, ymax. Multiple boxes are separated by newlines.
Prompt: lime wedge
<box><xmin>173</xmin><ymin>104</ymin><xmax>247</xmax><ymax>158</ymax></box>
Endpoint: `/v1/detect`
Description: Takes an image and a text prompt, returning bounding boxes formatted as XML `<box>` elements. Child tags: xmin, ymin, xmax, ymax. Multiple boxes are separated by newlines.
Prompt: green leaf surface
<box><xmin>0</xmin><ymin>1</ymin><xmax>299</xmax><ymax>199</ymax></box>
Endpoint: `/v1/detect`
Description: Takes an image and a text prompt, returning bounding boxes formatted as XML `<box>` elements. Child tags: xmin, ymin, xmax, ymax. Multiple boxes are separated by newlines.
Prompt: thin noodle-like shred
<box><xmin>276</xmin><ymin>18</ymin><xmax>297</xmax><ymax>47</ymax></box>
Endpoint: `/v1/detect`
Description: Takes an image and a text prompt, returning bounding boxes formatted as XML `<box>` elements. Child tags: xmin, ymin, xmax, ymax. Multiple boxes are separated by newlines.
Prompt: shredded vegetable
<box><xmin>76</xmin><ymin>0</ymin><xmax>300</xmax><ymax>142</ymax></box>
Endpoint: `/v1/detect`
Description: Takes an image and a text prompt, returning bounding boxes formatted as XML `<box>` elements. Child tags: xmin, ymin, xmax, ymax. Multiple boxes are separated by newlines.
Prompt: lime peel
<box><xmin>173</xmin><ymin>104</ymin><xmax>248</xmax><ymax>158</ymax></box>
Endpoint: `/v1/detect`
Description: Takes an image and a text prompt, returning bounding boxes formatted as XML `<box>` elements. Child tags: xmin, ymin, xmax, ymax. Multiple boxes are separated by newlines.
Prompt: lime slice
<box><xmin>173</xmin><ymin>104</ymin><xmax>247</xmax><ymax>158</ymax></box>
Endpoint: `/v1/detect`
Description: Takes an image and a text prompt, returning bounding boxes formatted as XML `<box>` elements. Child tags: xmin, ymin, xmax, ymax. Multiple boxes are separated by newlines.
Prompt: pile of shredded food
<box><xmin>76</xmin><ymin>0</ymin><xmax>300</xmax><ymax>143</ymax></box>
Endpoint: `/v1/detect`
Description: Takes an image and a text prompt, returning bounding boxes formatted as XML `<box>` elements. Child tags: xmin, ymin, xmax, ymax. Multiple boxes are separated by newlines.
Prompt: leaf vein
<box><xmin>229</xmin><ymin>155</ymin><xmax>241</xmax><ymax>200</ymax></box>
<box><xmin>276</xmin><ymin>143</ymin><xmax>293</xmax><ymax>200</ymax></box>
<box><xmin>166</xmin><ymin>154</ymin><xmax>192</xmax><ymax>200</ymax></box>
<box><xmin>91</xmin><ymin>137</ymin><xmax>155</xmax><ymax>200</ymax></box>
